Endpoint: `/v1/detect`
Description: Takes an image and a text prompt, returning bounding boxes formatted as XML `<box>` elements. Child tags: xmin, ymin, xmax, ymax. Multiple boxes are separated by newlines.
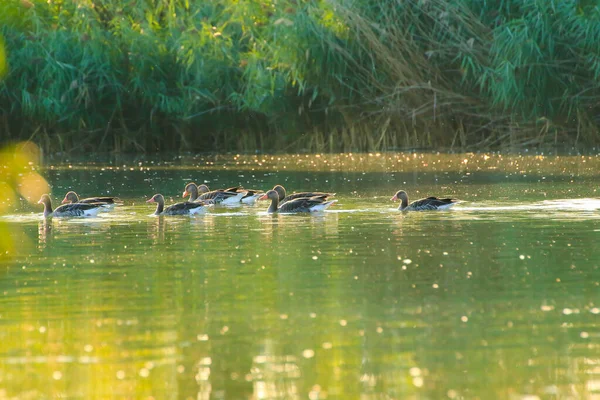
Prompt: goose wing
<box><xmin>282</xmin><ymin>192</ymin><xmax>335</xmax><ymax>203</ymax></box>
<box><xmin>278</xmin><ymin>195</ymin><xmax>330</xmax><ymax>213</ymax></box>
<box><xmin>223</xmin><ymin>186</ymin><xmax>244</xmax><ymax>193</ymax></box>
<box><xmin>199</xmin><ymin>190</ymin><xmax>241</xmax><ymax>204</ymax></box>
<box><xmin>79</xmin><ymin>196</ymin><xmax>121</xmax><ymax>204</ymax></box>
<box><xmin>408</xmin><ymin>197</ymin><xmax>456</xmax><ymax>211</ymax></box>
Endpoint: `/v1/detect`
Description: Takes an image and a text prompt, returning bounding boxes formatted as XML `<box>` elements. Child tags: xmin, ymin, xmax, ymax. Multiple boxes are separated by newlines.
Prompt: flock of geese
<box><xmin>36</xmin><ymin>183</ymin><xmax>458</xmax><ymax>218</ymax></box>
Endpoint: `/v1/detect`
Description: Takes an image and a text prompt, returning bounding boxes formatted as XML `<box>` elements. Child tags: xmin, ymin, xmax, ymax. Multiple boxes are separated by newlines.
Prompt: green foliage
<box><xmin>0</xmin><ymin>0</ymin><xmax>599</xmax><ymax>152</ymax></box>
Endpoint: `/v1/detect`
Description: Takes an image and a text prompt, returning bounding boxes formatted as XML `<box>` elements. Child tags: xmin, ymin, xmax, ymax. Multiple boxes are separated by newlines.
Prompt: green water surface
<box><xmin>1</xmin><ymin>153</ymin><xmax>600</xmax><ymax>399</ymax></box>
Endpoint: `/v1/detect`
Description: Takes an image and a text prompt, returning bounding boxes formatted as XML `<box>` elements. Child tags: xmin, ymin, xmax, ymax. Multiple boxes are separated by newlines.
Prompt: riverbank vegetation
<box><xmin>0</xmin><ymin>0</ymin><xmax>599</xmax><ymax>153</ymax></box>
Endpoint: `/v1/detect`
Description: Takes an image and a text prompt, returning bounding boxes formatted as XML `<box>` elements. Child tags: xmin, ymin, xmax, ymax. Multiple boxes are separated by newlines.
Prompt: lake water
<box><xmin>1</xmin><ymin>153</ymin><xmax>600</xmax><ymax>399</ymax></box>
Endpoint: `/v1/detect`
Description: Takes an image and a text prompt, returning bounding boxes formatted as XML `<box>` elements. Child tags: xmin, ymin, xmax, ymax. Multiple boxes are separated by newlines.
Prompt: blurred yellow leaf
<box><xmin>0</xmin><ymin>182</ymin><xmax>17</xmax><ymax>214</ymax></box>
<box><xmin>0</xmin><ymin>141</ymin><xmax>47</xmax><ymax>261</ymax></box>
<box><xmin>0</xmin><ymin>34</ymin><xmax>7</xmax><ymax>79</ymax></box>
<box><xmin>0</xmin><ymin>142</ymin><xmax>48</xmax><ymax>201</ymax></box>
<box><xmin>18</xmin><ymin>172</ymin><xmax>49</xmax><ymax>203</ymax></box>
<box><xmin>0</xmin><ymin>223</ymin><xmax>16</xmax><ymax>259</ymax></box>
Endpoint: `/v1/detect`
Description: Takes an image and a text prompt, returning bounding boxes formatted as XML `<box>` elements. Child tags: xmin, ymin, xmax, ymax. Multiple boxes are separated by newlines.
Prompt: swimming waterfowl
<box><xmin>183</xmin><ymin>182</ymin><xmax>247</xmax><ymax>205</ymax></box>
<box><xmin>259</xmin><ymin>189</ymin><xmax>337</xmax><ymax>213</ymax></box>
<box><xmin>61</xmin><ymin>191</ymin><xmax>121</xmax><ymax>209</ymax></box>
<box><xmin>38</xmin><ymin>194</ymin><xmax>109</xmax><ymax>218</ymax></box>
<box><xmin>147</xmin><ymin>194</ymin><xmax>210</xmax><ymax>216</ymax></box>
<box><xmin>272</xmin><ymin>185</ymin><xmax>335</xmax><ymax>204</ymax></box>
<box><xmin>182</xmin><ymin>182</ymin><xmax>202</xmax><ymax>201</ymax></box>
<box><xmin>391</xmin><ymin>190</ymin><xmax>457</xmax><ymax>211</ymax></box>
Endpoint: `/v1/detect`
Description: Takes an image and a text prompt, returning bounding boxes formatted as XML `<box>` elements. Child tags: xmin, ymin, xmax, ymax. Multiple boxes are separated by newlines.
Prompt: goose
<box><xmin>61</xmin><ymin>191</ymin><xmax>121</xmax><ymax>210</ymax></box>
<box><xmin>391</xmin><ymin>190</ymin><xmax>457</xmax><ymax>211</ymax></box>
<box><xmin>38</xmin><ymin>194</ymin><xmax>109</xmax><ymax>218</ymax></box>
<box><xmin>259</xmin><ymin>189</ymin><xmax>337</xmax><ymax>213</ymax></box>
<box><xmin>183</xmin><ymin>182</ymin><xmax>246</xmax><ymax>205</ymax></box>
<box><xmin>147</xmin><ymin>194</ymin><xmax>210</xmax><ymax>216</ymax></box>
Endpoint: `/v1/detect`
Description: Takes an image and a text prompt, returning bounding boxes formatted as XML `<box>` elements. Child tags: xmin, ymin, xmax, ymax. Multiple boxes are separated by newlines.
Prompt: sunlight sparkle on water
<box><xmin>4</xmin><ymin>152</ymin><xmax>600</xmax><ymax>399</ymax></box>
<box><xmin>413</xmin><ymin>376</ymin><xmax>424</xmax><ymax>387</ymax></box>
<box><xmin>302</xmin><ymin>349</ymin><xmax>315</xmax><ymax>359</ymax></box>
<box><xmin>308</xmin><ymin>385</ymin><xmax>323</xmax><ymax>400</ymax></box>
<box><xmin>200</xmin><ymin>357</ymin><xmax>212</xmax><ymax>365</ymax></box>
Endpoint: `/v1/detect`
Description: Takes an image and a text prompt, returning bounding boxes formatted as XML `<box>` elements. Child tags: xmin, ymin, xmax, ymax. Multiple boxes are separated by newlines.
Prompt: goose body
<box><xmin>183</xmin><ymin>183</ymin><xmax>247</xmax><ymax>205</ymax></box>
<box><xmin>391</xmin><ymin>190</ymin><xmax>457</xmax><ymax>211</ymax></box>
<box><xmin>260</xmin><ymin>190</ymin><xmax>337</xmax><ymax>214</ymax></box>
<box><xmin>147</xmin><ymin>194</ymin><xmax>210</xmax><ymax>216</ymax></box>
<box><xmin>272</xmin><ymin>185</ymin><xmax>335</xmax><ymax>204</ymax></box>
<box><xmin>38</xmin><ymin>194</ymin><xmax>108</xmax><ymax>218</ymax></box>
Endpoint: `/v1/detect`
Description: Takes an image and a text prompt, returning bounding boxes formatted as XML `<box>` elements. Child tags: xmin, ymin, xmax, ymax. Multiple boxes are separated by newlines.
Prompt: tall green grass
<box><xmin>0</xmin><ymin>0</ymin><xmax>599</xmax><ymax>153</ymax></box>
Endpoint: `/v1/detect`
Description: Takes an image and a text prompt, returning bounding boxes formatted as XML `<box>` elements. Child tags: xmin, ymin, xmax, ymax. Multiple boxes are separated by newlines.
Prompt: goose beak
<box><xmin>258</xmin><ymin>194</ymin><xmax>268</xmax><ymax>200</ymax></box>
<box><xmin>182</xmin><ymin>190</ymin><xmax>188</xmax><ymax>198</ymax></box>
<box><xmin>37</xmin><ymin>199</ymin><xmax>42</xmax><ymax>204</ymax></box>
<box><xmin>61</xmin><ymin>197</ymin><xmax>68</xmax><ymax>204</ymax></box>
<box><xmin>390</xmin><ymin>195</ymin><xmax>398</xmax><ymax>201</ymax></box>
<box><xmin>146</xmin><ymin>198</ymin><xmax>155</xmax><ymax>203</ymax></box>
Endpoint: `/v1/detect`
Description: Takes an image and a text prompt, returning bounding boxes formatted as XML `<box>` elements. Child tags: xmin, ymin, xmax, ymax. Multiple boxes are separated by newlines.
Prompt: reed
<box><xmin>0</xmin><ymin>0</ymin><xmax>598</xmax><ymax>153</ymax></box>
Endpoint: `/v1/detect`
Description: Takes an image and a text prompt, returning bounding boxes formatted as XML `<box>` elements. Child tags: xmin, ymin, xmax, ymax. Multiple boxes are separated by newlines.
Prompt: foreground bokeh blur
<box><xmin>0</xmin><ymin>34</ymin><xmax>6</xmax><ymax>78</ymax></box>
<box><xmin>0</xmin><ymin>141</ymin><xmax>49</xmax><ymax>259</ymax></box>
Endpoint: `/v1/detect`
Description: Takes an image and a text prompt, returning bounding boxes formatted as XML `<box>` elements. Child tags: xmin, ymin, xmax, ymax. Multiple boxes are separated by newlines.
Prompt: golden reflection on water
<box><xmin>37</xmin><ymin>219</ymin><xmax>52</xmax><ymax>250</ymax></box>
<box><xmin>149</xmin><ymin>215</ymin><xmax>168</xmax><ymax>243</ymax></box>
<box><xmin>2</xmin><ymin>153</ymin><xmax>600</xmax><ymax>398</ymax></box>
<box><xmin>251</xmin><ymin>349</ymin><xmax>301</xmax><ymax>400</ymax></box>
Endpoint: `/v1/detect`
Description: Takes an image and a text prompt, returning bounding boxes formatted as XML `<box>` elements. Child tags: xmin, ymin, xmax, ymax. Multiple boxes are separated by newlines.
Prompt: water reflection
<box><xmin>1</xmin><ymin>154</ymin><xmax>600</xmax><ymax>398</ymax></box>
<box><xmin>37</xmin><ymin>219</ymin><xmax>52</xmax><ymax>249</ymax></box>
<box><xmin>148</xmin><ymin>215</ymin><xmax>168</xmax><ymax>243</ymax></box>
<box><xmin>251</xmin><ymin>346</ymin><xmax>301</xmax><ymax>400</ymax></box>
